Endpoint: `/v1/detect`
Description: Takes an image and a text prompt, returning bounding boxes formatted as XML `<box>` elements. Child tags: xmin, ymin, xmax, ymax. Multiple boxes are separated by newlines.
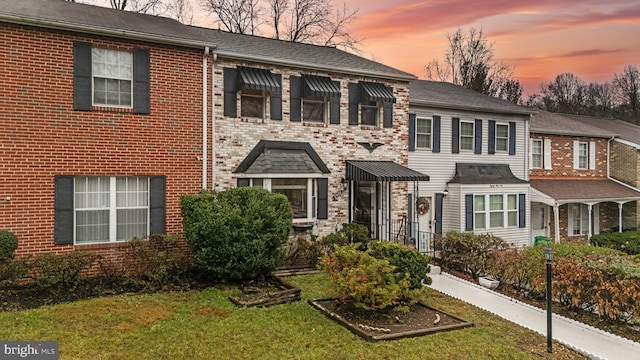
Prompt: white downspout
<box><xmin>202</xmin><ymin>46</ymin><xmax>209</xmax><ymax>190</ymax></box>
<box><xmin>212</xmin><ymin>52</ymin><xmax>218</xmax><ymax>190</ymax></box>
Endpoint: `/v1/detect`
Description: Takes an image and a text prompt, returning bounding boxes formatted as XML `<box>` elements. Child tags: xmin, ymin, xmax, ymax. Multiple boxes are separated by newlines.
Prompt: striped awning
<box><xmin>346</xmin><ymin>160</ymin><xmax>429</xmax><ymax>182</ymax></box>
<box><xmin>360</xmin><ymin>82</ymin><xmax>396</xmax><ymax>103</ymax></box>
<box><xmin>237</xmin><ymin>66</ymin><xmax>280</xmax><ymax>92</ymax></box>
<box><xmin>302</xmin><ymin>75</ymin><xmax>341</xmax><ymax>98</ymax></box>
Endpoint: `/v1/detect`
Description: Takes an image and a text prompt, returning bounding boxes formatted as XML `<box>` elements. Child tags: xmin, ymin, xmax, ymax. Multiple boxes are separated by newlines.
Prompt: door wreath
<box><xmin>417</xmin><ymin>197</ymin><xmax>430</xmax><ymax>215</ymax></box>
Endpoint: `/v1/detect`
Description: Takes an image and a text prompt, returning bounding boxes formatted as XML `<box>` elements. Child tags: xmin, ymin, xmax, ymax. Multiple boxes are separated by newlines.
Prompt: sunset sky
<box><xmin>93</xmin><ymin>0</ymin><xmax>640</xmax><ymax>97</ymax></box>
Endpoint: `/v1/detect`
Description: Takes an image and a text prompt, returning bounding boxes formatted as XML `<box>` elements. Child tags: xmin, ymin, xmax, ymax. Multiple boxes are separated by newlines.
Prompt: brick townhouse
<box><xmin>529</xmin><ymin>111</ymin><xmax>640</xmax><ymax>242</ymax></box>
<box><xmin>0</xmin><ymin>0</ymin><xmax>214</xmax><ymax>261</ymax></box>
<box><xmin>1</xmin><ymin>0</ymin><xmax>429</xmax><ymax>259</ymax></box>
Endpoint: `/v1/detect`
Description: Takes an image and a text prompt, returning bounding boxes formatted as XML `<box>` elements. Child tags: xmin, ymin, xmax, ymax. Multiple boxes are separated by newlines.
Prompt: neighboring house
<box><xmin>408</xmin><ymin>80</ymin><xmax>534</xmax><ymax>247</ymax></box>
<box><xmin>197</xmin><ymin>28</ymin><xmax>427</xmax><ymax>241</ymax></box>
<box><xmin>0</xmin><ymin>0</ymin><xmax>214</xmax><ymax>259</ymax></box>
<box><xmin>529</xmin><ymin>111</ymin><xmax>640</xmax><ymax>242</ymax></box>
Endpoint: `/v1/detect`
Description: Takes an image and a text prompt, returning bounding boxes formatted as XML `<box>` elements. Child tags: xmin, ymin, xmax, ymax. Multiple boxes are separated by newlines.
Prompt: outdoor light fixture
<box><xmin>544</xmin><ymin>245</ymin><xmax>554</xmax><ymax>353</ymax></box>
<box><xmin>443</xmin><ymin>189</ymin><xmax>449</xmax><ymax>196</ymax></box>
<box><xmin>340</xmin><ymin>177</ymin><xmax>349</xmax><ymax>191</ymax></box>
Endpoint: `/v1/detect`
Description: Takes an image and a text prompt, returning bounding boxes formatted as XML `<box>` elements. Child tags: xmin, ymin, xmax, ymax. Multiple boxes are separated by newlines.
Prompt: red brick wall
<box><xmin>529</xmin><ymin>134</ymin><xmax>608</xmax><ymax>179</ymax></box>
<box><xmin>0</xmin><ymin>23</ymin><xmax>209</xmax><ymax>258</ymax></box>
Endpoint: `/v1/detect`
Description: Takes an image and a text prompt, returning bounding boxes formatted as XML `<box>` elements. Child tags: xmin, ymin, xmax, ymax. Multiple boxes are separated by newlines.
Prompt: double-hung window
<box><xmin>577</xmin><ymin>142</ymin><xmax>588</xmax><ymax>169</ymax></box>
<box><xmin>360</xmin><ymin>101</ymin><xmax>379</xmax><ymax>126</ymax></box>
<box><xmin>246</xmin><ymin>178</ymin><xmax>318</xmax><ymax>221</ymax></box>
<box><xmin>474</xmin><ymin>194</ymin><xmax>519</xmax><ymax>230</ymax></box>
<box><xmin>348</xmin><ymin>82</ymin><xmax>395</xmax><ymax>128</ymax></box>
<box><xmin>303</xmin><ymin>97</ymin><xmax>327</xmax><ymax>123</ymax></box>
<box><xmin>241</xmin><ymin>89</ymin><xmax>265</xmax><ymax>118</ymax></box>
<box><xmin>75</xmin><ymin>176</ymin><xmax>149</xmax><ymax>244</ymax></box>
<box><xmin>569</xmin><ymin>204</ymin><xmax>589</xmax><ymax>235</ymax></box>
<box><xmin>460</xmin><ymin>121</ymin><xmax>474</xmax><ymax>150</ymax></box>
<box><xmin>531</xmin><ymin>139</ymin><xmax>543</xmax><ymax>168</ymax></box>
<box><xmin>416</xmin><ymin>118</ymin><xmax>432</xmax><ymax>149</ymax></box>
<box><xmin>92</xmin><ymin>48</ymin><xmax>132</xmax><ymax>107</ymax></box>
<box><xmin>495</xmin><ymin>123</ymin><xmax>509</xmax><ymax>152</ymax></box>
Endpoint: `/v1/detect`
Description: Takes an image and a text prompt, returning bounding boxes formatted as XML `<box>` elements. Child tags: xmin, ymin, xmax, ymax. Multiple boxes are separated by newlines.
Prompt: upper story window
<box><xmin>348</xmin><ymin>82</ymin><xmax>395</xmax><ymax>128</ymax></box>
<box><xmin>290</xmin><ymin>75</ymin><xmax>341</xmax><ymax>124</ymax></box>
<box><xmin>495</xmin><ymin>123</ymin><xmax>509</xmax><ymax>152</ymax></box>
<box><xmin>416</xmin><ymin>117</ymin><xmax>432</xmax><ymax>149</ymax></box>
<box><xmin>531</xmin><ymin>139</ymin><xmax>543</xmax><ymax>168</ymax></box>
<box><xmin>303</xmin><ymin>97</ymin><xmax>327</xmax><ymax>123</ymax></box>
<box><xmin>573</xmin><ymin>140</ymin><xmax>595</xmax><ymax>170</ymax></box>
<box><xmin>460</xmin><ymin>121</ymin><xmax>474</xmax><ymax>150</ymax></box>
<box><xmin>92</xmin><ymin>48</ymin><xmax>132</xmax><ymax>107</ymax></box>
<box><xmin>73</xmin><ymin>42</ymin><xmax>149</xmax><ymax>114</ymax></box>
<box><xmin>241</xmin><ymin>89</ymin><xmax>265</xmax><ymax>118</ymax></box>
<box><xmin>223</xmin><ymin>67</ymin><xmax>282</xmax><ymax>120</ymax></box>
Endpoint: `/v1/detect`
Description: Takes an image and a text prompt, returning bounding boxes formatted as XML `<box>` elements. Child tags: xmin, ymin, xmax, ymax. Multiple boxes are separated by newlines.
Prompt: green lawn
<box><xmin>0</xmin><ymin>273</ymin><xmax>585</xmax><ymax>360</ymax></box>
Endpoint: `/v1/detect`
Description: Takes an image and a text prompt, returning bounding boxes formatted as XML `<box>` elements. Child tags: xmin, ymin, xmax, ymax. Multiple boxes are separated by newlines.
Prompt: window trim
<box><xmin>302</xmin><ymin>97</ymin><xmax>328</xmax><ymax>123</ymax></box>
<box><xmin>474</xmin><ymin>193</ymin><xmax>520</xmax><ymax>230</ymax></box>
<box><xmin>360</xmin><ymin>101</ymin><xmax>380</xmax><ymax>126</ymax></box>
<box><xmin>569</xmin><ymin>203</ymin><xmax>589</xmax><ymax>236</ymax></box>
<box><xmin>91</xmin><ymin>48</ymin><xmax>133</xmax><ymax>109</ymax></box>
<box><xmin>415</xmin><ymin>117</ymin><xmax>432</xmax><ymax>149</ymax></box>
<box><xmin>74</xmin><ymin>176</ymin><xmax>150</xmax><ymax>245</ymax></box>
<box><xmin>459</xmin><ymin>120</ymin><xmax>475</xmax><ymax>151</ymax></box>
<box><xmin>531</xmin><ymin>139</ymin><xmax>543</xmax><ymax>169</ymax></box>
<box><xmin>495</xmin><ymin>123</ymin><xmax>509</xmax><ymax>152</ymax></box>
<box><xmin>240</xmin><ymin>89</ymin><xmax>266</xmax><ymax>119</ymax></box>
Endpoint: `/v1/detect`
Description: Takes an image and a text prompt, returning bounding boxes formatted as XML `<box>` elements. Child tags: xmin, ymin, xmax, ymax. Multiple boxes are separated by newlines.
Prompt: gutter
<box><xmin>0</xmin><ymin>13</ymin><xmax>213</xmax><ymax>49</ymax></box>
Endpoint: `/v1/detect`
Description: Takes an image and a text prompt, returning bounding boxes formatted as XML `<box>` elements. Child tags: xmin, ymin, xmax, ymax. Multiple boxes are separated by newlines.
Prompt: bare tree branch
<box><xmin>614</xmin><ymin>64</ymin><xmax>640</xmax><ymax>122</ymax></box>
<box><xmin>201</xmin><ymin>0</ymin><xmax>263</xmax><ymax>34</ymax></box>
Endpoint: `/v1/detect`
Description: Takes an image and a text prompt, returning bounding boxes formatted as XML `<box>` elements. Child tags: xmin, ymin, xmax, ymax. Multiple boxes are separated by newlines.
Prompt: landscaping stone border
<box><xmin>228</xmin><ymin>276</ymin><xmax>301</xmax><ymax>308</ymax></box>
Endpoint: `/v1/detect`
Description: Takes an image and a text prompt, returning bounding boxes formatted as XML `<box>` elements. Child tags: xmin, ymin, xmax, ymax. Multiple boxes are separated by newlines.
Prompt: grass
<box><xmin>0</xmin><ymin>273</ymin><xmax>586</xmax><ymax>360</ymax></box>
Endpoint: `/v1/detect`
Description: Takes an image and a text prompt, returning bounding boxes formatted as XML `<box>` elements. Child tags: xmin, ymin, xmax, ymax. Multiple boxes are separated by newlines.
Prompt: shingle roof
<box><xmin>0</xmin><ymin>0</ymin><xmax>211</xmax><ymax>47</ymax></box>
<box><xmin>530</xmin><ymin>179</ymin><xmax>640</xmax><ymax>203</ymax></box>
<box><xmin>529</xmin><ymin>110</ymin><xmax>618</xmax><ymax>138</ymax></box>
<box><xmin>234</xmin><ymin>140</ymin><xmax>330</xmax><ymax>174</ymax></box>
<box><xmin>409</xmin><ymin>80</ymin><xmax>534</xmax><ymax>116</ymax></box>
<box><xmin>563</xmin><ymin>115</ymin><xmax>640</xmax><ymax>145</ymax></box>
<box><xmin>448</xmin><ymin>163</ymin><xmax>527</xmax><ymax>184</ymax></box>
<box><xmin>195</xmin><ymin>28</ymin><xmax>416</xmax><ymax>82</ymax></box>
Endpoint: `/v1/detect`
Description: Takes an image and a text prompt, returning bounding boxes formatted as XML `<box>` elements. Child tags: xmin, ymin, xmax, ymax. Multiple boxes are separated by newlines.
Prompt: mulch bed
<box><xmin>309</xmin><ymin>298</ymin><xmax>473</xmax><ymax>341</ymax></box>
<box><xmin>227</xmin><ymin>276</ymin><xmax>301</xmax><ymax>308</ymax></box>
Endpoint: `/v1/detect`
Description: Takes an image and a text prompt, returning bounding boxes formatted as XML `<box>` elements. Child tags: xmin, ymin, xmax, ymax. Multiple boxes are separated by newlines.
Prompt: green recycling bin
<box><xmin>534</xmin><ymin>235</ymin><xmax>551</xmax><ymax>246</ymax></box>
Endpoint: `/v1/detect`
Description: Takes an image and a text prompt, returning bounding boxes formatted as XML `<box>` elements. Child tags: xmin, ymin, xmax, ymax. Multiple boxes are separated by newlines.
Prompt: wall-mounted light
<box><xmin>443</xmin><ymin>189</ymin><xmax>449</xmax><ymax>196</ymax></box>
<box><xmin>341</xmin><ymin>177</ymin><xmax>349</xmax><ymax>191</ymax></box>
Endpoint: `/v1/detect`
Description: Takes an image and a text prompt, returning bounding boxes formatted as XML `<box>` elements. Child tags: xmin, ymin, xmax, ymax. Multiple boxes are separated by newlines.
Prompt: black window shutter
<box><xmin>408</xmin><ymin>113</ymin><xmax>416</xmax><ymax>151</ymax></box>
<box><xmin>509</xmin><ymin>122</ymin><xmax>517</xmax><ymax>155</ymax></box>
<box><xmin>488</xmin><ymin>120</ymin><xmax>496</xmax><ymax>154</ymax></box>
<box><xmin>348</xmin><ymin>83</ymin><xmax>359</xmax><ymax>125</ymax></box>
<box><xmin>270</xmin><ymin>73</ymin><xmax>282</xmax><ymax>120</ymax></box>
<box><xmin>432</xmin><ymin>115</ymin><xmax>441</xmax><ymax>153</ymax></box>
<box><xmin>474</xmin><ymin>119</ymin><xmax>482</xmax><ymax>154</ymax></box>
<box><xmin>317</xmin><ymin>178</ymin><xmax>328</xmax><ymax>220</ymax></box>
<box><xmin>382</xmin><ymin>101</ymin><xmax>393</xmax><ymax>128</ymax></box>
<box><xmin>133</xmin><ymin>48</ymin><xmax>150</xmax><ymax>115</ymax></box>
<box><xmin>290</xmin><ymin>76</ymin><xmax>302</xmax><ymax>122</ymax></box>
<box><xmin>452</xmin><ymin>117</ymin><xmax>460</xmax><ymax>154</ymax></box>
<box><xmin>149</xmin><ymin>176</ymin><xmax>166</xmax><ymax>235</ymax></box>
<box><xmin>73</xmin><ymin>41</ymin><xmax>92</xmax><ymax>111</ymax></box>
<box><xmin>434</xmin><ymin>193</ymin><xmax>444</xmax><ymax>234</ymax></box>
<box><xmin>329</xmin><ymin>80</ymin><xmax>341</xmax><ymax>124</ymax></box>
<box><xmin>237</xmin><ymin>178</ymin><xmax>250</xmax><ymax>187</ymax></box>
<box><xmin>54</xmin><ymin>175</ymin><xmax>74</xmax><ymax>245</ymax></box>
<box><xmin>223</xmin><ymin>67</ymin><xmax>237</xmax><ymax>117</ymax></box>
<box><xmin>464</xmin><ymin>194</ymin><xmax>474</xmax><ymax>231</ymax></box>
<box><xmin>518</xmin><ymin>193</ymin><xmax>526</xmax><ymax>228</ymax></box>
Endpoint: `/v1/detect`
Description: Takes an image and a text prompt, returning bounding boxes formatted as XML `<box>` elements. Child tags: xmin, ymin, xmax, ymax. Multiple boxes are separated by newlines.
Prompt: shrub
<box><xmin>280</xmin><ymin>236</ymin><xmax>323</xmax><ymax>268</ymax></box>
<box><xmin>0</xmin><ymin>230</ymin><xmax>18</xmax><ymax>261</ymax></box>
<box><xmin>339</xmin><ymin>223</ymin><xmax>370</xmax><ymax>246</ymax></box>
<box><xmin>368</xmin><ymin>241</ymin><xmax>431</xmax><ymax>289</ymax></box>
<box><xmin>125</xmin><ymin>234</ymin><xmax>192</xmax><ymax>290</ymax></box>
<box><xmin>321</xmin><ymin>245</ymin><xmax>409</xmax><ymax>311</ymax></box>
<box><xmin>590</xmin><ymin>231</ymin><xmax>640</xmax><ymax>255</ymax></box>
<box><xmin>485</xmin><ymin>247</ymin><xmax>543</xmax><ymax>293</ymax></box>
<box><xmin>29</xmin><ymin>252</ymin><xmax>98</xmax><ymax>291</ymax></box>
<box><xmin>436</xmin><ymin>231</ymin><xmax>509</xmax><ymax>278</ymax></box>
<box><xmin>181</xmin><ymin>187</ymin><xmax>292</xmax><ymax>282</ymax></box>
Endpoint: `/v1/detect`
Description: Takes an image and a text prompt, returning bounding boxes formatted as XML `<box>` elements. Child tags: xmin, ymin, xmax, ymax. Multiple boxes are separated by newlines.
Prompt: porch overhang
<box><xmin>345</xmin><ymin>160</ymin><xmax>429</xmax><ymax>182</ymax></box>
<box><xmin>530</xmin><ymin>179</ymin><xmax>640</xmax><ymax>205</ymax></box>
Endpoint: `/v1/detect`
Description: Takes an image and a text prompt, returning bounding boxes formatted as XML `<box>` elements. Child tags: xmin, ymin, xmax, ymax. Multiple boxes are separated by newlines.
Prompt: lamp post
<box><xmin>544</xmin><ymin>245</ymin><xmax>554</xmax><ymax>353</ymax></box>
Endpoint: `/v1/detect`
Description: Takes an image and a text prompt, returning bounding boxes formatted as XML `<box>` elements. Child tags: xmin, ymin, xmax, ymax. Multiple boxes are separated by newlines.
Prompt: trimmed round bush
<box><xmin>181</xmin><ymin>187</ymin><xmax>293</xmax><ymax>282</ymax></box>
<box><xmin>0</xmin><ymin>230</ymin><xmax>18</xmax><ymax>261</ymax></box>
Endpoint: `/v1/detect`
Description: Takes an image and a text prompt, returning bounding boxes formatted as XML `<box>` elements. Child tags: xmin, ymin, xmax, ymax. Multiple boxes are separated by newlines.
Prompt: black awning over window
<box><xmin>360</xmin><ymin>82</ymin><xmax>396</xmax><ymax>103</ymax></box>
<box><xmin>237</xmin><ymin>66</ymin><xmax>280</xmax><ymax>92</ymax></box>
<box><xmin>345</xmin><ymin>160</ymin><xmax>429</xmax><ymax>182</ymax></box>
<box><xmin>302</xmin><ymin>75</ymin><xmax>341</xmax><ymax>98</ymax></box>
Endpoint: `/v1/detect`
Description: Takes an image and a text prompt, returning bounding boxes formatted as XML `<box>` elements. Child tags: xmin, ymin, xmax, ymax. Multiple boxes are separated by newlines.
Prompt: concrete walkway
<box><xmin>427</xmin><ymin>272</ymin><xmax>640</xmax><ymax>360</ymax></box>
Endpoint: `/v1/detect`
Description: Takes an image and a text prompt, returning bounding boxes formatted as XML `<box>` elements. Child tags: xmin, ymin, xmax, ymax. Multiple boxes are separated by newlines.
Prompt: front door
<box><xmin>531</xmin><ymin>202</ymin><xmax>548</xmax><ymax>243</ymax></box>
<box><xmin>354</xmin><ymin>181</ymin><xmax>375</xmax><ymax>237</ymax></box>
<box><xmin>416</xmin><ymin>196</ymin><xmax>433</xmax><ymax>252</ymax></box>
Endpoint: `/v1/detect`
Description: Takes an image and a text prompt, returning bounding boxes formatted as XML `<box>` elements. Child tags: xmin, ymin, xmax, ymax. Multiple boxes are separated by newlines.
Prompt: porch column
<box><xmin>618</xmin><ymin>202</ymin><xmax>624</xmax><ymax>233</ymax></box>
<box><xmin>554</xmin><ymin>203</ymin><xmax>560</xmax><ymax>243</ymax></box>
<box><xmin>587</xmin><ymin>204</ymin><xmax>593</xmax><ymax>240</ymax></box>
